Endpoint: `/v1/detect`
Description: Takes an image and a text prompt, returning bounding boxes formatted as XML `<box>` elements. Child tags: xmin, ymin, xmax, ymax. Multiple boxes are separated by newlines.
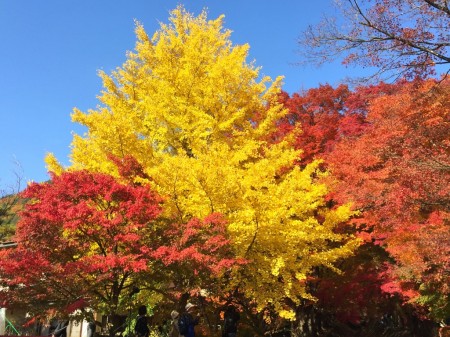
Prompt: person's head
<box><xmin>185</xmin><ymin>302</ymin><xmax>196</xmax><ymax>313</ymax></box>
<box><xmin>171</xmin><ymin>310</ymin><xmax>179</xmax><ymax>320</ymax></box>
<box><xmin>226</xmin><ymin>305</ymin><xmax>236</xmax><ymax>313</ymax></box>
<box><xmin>138</xmin><ymin>305</ymin><xmax>147</xmax><ymax>316</ymax></box>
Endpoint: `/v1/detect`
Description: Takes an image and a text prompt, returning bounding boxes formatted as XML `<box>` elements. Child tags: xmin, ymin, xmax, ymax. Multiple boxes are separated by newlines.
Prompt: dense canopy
<box><xmin>45</xmin><ymin>6</ymin><xmax>359</xmax><ymax>318</ymax></box>
<box><xmin>0</xmin><ymin>4</ymin><xmax>448</xmax><ymax>337</ymax></box>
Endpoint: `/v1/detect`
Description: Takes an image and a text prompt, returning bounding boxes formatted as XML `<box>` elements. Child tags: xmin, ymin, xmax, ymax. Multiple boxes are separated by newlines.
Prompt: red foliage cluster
<box><xmin>0</xmin><ymin>160</ymin><xmax>240</xmax><ymax>318</ymax></box>
<box><xmin>152</xmin><ymin>213</ymin><xmax>246</xmax><ymax>275</ymax></box>
<box><xmin>273</xmin><ymin>84</ymin><xmax>350</xmax><ymax>165</ymax></box>
<box><xmin>0</xmin><ymin>169</ymin><xmax>163</xmax><ymax>312</ymax></box>
<box><xmin>275</xmin><ymin>78</ymin><xmax>450</xmax><ymax>321</ymax></box>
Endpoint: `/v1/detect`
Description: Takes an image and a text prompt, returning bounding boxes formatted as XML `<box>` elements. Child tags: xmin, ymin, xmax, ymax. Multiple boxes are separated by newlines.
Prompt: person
<box><xmin>222</xmin><ymin>305</ymin><xmax>240</xmax><ymax>337</ymax></box>
<box><xmin>178</xmin><ymin>302</ymin><xmax>200</xmax><ymax>337</ymax></box>
<box><xmin>134</xmin><ymin>305</ymin><xmax>150</xmax><ymax>337</ymax></box>
<box><xmin>40</xmin><ymin>318</ymin><xmax>51</xmax><ymax>336</ymax></box>
<box><xmin>52</xmin><ymin>319</ymin><xmax>69</xmax><ymax>337</ymax></box>
<box><xmin>169</xmin><ymin>310</ymin><xmax>180</xmax><ymax>337</ymax></box>
<box><xmin>86</xmin><ymin>321</ymin><xmax>97</xmax><ymax>337</ymax></box>
<box><xmin>86</xmin><ymin>310</ymin><xmax>99</xmax><ymax>337</ymax></box>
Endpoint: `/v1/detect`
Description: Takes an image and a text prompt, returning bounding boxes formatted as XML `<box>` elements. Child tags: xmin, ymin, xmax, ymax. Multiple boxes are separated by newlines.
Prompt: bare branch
<box><xmin>423</xmin><ymin>0</ymin><xmax>450</xmax><ymax>16</ymax></box>
<box><xmin>298</xmin><ymin>0</ymin><xmax>450</xmax><ymax>81</ymax></box>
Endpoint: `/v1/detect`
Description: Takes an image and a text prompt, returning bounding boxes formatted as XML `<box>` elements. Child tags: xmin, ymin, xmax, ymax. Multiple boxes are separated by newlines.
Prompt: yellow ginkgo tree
<box><xmin>46</xmin><ymin>6</ymin><xmax>359</xmax><ymax>318</ymax></box>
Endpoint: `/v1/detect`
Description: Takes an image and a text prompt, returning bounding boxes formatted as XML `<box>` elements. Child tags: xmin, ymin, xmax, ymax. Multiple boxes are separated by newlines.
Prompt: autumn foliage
<box><xmin>0</xmin><ymin>169</ymin><xmax>162</xmax><ymax>316</ymax></box>
<box><xmin>300</xmin><ymin>0</ymin><xmax>450</xmax><ymax>80</ymax></box>
<box><xmin>44</xmin><ymin>6</ymin><xmax>359</xmax><ymax>320</ymax></box>
<box><xmin>0</xmin><ymin>164</ymin><xmax>240</xmax><ymax>326</ymax></box>
<box><xmin>327</xmin><ymin>79</ymin><xmax>450</xmax><ymax>319</ymax></box>
<box><xmin>276</xmin><ymin>78</ymin><xmax>450</xmax><ymax>327</ymax></box>
<box><xmin>1</xmin><ymin>5</ymin><xmax>449</xmax><ymax>337</ymax></box>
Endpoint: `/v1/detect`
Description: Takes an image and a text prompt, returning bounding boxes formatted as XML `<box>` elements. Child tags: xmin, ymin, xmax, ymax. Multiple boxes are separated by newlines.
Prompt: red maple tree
<box><xmin>273</xmin><ymin>84</ymin><xmax>350</xmax><ymax>165</ymax></box>
<box><xmin>326</xmin><ymin>78</ymin><xmax>450</xmax><ymax>319</ymax></box>
<box><xmin>0</xmin><ymin>156</ymin><xmax>244</xmax><ymax>333</ymax></box>
<box><xmin>273</xmin><ymin>79</ymin><xmax>448</xmax><ymax>327</ymax></box>
<box><xmin>0</xmin><ymin>168</ymin><xmax>163</xmax><ymax>319</ymax></box>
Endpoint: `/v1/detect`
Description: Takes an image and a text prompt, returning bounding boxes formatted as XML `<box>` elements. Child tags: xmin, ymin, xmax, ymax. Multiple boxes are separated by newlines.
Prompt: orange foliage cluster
<box><xmin>276</xmin><ymin>77</ymin><xmax>449</xmax><ymax>321</ymax></box>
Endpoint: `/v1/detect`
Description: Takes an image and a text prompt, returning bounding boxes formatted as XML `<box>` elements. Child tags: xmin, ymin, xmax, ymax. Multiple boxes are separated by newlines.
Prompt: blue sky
<box><xmin>0</xmin><ymin>0</ymin><xmax>361</xmax><ymax>189</ymax></box>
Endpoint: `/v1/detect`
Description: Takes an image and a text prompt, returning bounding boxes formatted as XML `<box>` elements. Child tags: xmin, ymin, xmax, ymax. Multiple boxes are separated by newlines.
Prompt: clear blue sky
<box><xmin>0</xmin><ymin>0</ymin><xmax>361</xmax><ymax>190</ymax></box>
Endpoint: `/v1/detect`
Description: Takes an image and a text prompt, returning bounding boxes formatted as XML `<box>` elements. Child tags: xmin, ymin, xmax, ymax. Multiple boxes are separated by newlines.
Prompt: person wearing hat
<box><xmin>177</xmin><ymin>302</ymin><xmax>200</xmax><ymax>337</ymax></box>
<box><xmin>169</xmin><ymin>310</ymin><xmax>180</xmax><ymax>337</ymax></box>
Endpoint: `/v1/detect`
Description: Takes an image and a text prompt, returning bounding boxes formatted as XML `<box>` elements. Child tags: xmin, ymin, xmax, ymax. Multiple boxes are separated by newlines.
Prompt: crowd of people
<box><xmin>134</xmin><ymin>303</ymin><xmax>240</xmax><ymax>337</ymax></box>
